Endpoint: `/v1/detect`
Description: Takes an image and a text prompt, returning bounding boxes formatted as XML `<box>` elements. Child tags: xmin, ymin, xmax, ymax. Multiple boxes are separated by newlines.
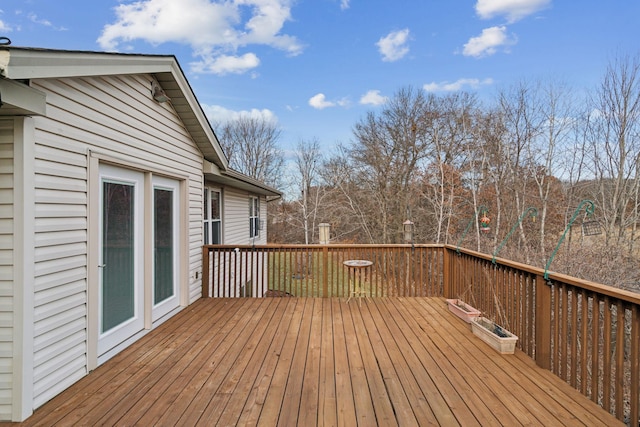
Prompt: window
<box><xmin>249</xmin><ymin>196</ymin><xmax>260</xmax><ymax>238</ymax></box>
<box><xmin>204</xmin><ymin>188</ymin><xmax>222</xmax><ymax>244</ymax></box>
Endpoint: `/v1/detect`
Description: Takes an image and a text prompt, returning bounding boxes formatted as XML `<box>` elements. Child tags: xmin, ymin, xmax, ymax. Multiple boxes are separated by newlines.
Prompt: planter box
<box><xmin>471</xmin><ymin>317</ymin><xmax>518</xmax><ymax>354</ymax></box>
<box><xmin>446</xmin><ymin>299</ymin><xmax>481</xmax><ymax>323</ymax></box>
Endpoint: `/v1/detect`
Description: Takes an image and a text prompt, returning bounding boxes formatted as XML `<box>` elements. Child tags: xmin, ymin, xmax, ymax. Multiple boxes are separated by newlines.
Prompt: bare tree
<box><xmin>463</xmin><ymin>108</ymin><xmax>506</xmax><ymax>253</ymax></box>
<box><xmin>418</xmin><ymin>92</ymin><xmax>477</xmax><ymax>244</ymax></box>
<box><xmin>474</xmin><ymin>107</ymin><xmax>510</xmax><ymax>252</ymax></box>
<box><xmin>586</xmin><ymin>53</ymin><xmax>640</xmax><ymax>250</ymax></box>
<box><xmin>349</xmin><ymin>86</ymin><xmax>432</xmax><ymax>243</ymax></box>
<box><xmin>495</xmin><ymin>81</ymin><xmax>545</xmax><ymax>264</ymax></box>
<box><xmin>320</xmin><ymin>147</ymin><xmax>375</xmax><ymax>242</ymax></box>
<box><xmin>218</xmin><ymin>115</ymin><xmax>285</xmax><ymax>188</ymax></box>
<box><xmin>528</xmin><ymin>79</ymin><xmax>576</xmax><ymax>263</ymax></box>
<box><xmin>294</xmin><ymin>138</ymin><xmax>324</xmax><ymax>244</ymax></box>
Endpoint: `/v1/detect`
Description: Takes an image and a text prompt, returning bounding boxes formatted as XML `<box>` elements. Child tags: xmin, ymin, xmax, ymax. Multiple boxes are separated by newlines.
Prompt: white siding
<box><xmin>258</xmin><ymin>194</ymin><xmax>268</xmax><ymax>245</ymax></box>
<box><xmin>221</xmin><ymin>188</ymin><xmax>268</xmax><ymax>245</ymax></box>
<box><xmin>29</xmin><ymin>75</ymin><xmax>204</xmax><ymax>408</ymax></box>
<box><xmin>0</xmin><ymin>119</ymin><xmax>14</xmax><ymax>420</ymax></box>
<box><xmin>223</xmin><ymin>187</ymin><xmax>250</xmax><ymax>243</ymax></box>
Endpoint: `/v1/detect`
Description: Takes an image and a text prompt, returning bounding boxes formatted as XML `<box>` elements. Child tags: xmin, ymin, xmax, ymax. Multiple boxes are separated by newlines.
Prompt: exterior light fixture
<box><xmin>151</xmin><ymin>80</ymin><xmax>170</xmax><ymax>103</ymax></box>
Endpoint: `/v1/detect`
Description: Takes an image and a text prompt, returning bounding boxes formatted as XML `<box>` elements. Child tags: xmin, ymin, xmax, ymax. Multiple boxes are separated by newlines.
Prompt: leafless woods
<box><xmin>229</xmin><ymin>55</ymin><xmax>640</xmax><ymax>291</ymax></box>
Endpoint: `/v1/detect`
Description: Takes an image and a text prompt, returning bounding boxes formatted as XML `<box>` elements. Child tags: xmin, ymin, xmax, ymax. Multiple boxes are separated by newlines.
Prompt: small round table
<box><xmin>343</xmin><ymin>260</ymin><xmax>373</xmax><ymax>303</ymax></box>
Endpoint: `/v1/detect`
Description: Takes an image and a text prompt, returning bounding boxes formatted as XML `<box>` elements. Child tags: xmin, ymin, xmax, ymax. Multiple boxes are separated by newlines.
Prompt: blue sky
<box><xmin>1</xmin><ymin>0</ymin><xmax>638</xmax><ymax>157</ymax></box>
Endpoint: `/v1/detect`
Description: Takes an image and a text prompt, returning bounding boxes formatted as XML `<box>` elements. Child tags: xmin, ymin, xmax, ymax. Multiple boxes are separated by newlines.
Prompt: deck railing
<box><xmin>202</xmin><ymin>243</ymin><xmax>640</xmax><ymax>424</ymax></box>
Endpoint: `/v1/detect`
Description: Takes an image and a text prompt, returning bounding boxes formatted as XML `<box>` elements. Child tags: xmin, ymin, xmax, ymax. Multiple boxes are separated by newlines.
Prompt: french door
<box><xmin>98</xmin><ymin>165</ymin><xmax>180</xmax><ymax>357</ymax></box>
<box><xmin>98</xmin><ymin>165</ymin><xmax>144</xmax><ymax>356</ymax></box>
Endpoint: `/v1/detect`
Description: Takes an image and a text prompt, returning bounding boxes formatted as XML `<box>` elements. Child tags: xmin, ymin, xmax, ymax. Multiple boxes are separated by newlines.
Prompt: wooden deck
<box><xmin>11</xmin><ymin>297</ymin><xmax>622</xmax><ymax>426</ymax></box>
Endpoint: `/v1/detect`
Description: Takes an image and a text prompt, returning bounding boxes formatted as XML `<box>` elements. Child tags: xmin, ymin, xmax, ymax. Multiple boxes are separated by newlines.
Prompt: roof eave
<box><xmin>3</xmin><ymin>46</ymin><xmax>228</xmax><ymax>169</ymax></box>
<box><xmin>204</xmin><ymin>159</ymin><xmax>281</xmax><ymax>197</ymax></box>
<box><xmin>0</xmin><ymin>78</ymin><xmax>47</xmax><ymax>116</ymax></box>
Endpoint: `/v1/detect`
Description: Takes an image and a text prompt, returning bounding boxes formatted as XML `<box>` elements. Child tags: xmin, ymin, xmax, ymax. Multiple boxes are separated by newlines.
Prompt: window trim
<box><xmin>204</xmin><ymin>187</ymin><xmax>222</xmax><ymax>244</ymax></box>
<box><xmin>249</xmin><ymin>195</ymin><xmax>260</xmax><ymax>239</ymax></box>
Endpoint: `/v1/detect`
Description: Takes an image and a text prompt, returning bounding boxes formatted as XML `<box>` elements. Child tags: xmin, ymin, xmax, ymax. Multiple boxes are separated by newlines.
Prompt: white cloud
<box><xmin>202</xmin><ymin>104</ymin><xmax>278</xmax><ymax>125</ymax></box>
<box><xmin>423</xmin><ymin>78</ymin><xmax>494</xmax><ymax>92</ymax></box>
<box><xmin>359</xmin><ymin>90</ymin><xmax>388</xmax><ymax>106</ymax></box>
<box><xmin>28</xmin><ymin>13</ymin><xmax>50</xmax><ymax>28</ymax></box>
<box><xmin>98</xmin><ymin>0</ymin><xmax>302</xmax><ymax>75</ymax></box>
<box><xmin>191</xmin><ymin>53</ymin><xmax>260</xmax><ymax>75</ymax></box>
<box><xmin>309</xmin><ymin>93</ymin><xmax>335</xmax><ymax>109</ymax></box>
<box><xmin>308</xmin><ymin>93</ymin><xmax>350</xmax><ymax>109</ymax></box>
<box><xmin>340</xmin><ymin>0</ymin><xmax>350</xmax><ymax>10</ymax></box>
<box><xmin>0</xmin><ymin>9</ymin><xmax>10</xmax><ymax>32</ymax></box>
<box><xmin>18</xmin><ymin>12</ymin><xmax>67</xmax><ymax>31</ymax></box>
<box><xmin>475</xmin><ymin>0</ymin><xmax>551</xmax><ymax>23</ymax></box>
<box><xmin>462</xmin><ymin>26</ymin><xmax>516</xmax><ymax>57</ymax></box>
<box><xmin>376</xmin><ymin>28</ymin><xmax>410</xmax><ymax>62</ymax></box>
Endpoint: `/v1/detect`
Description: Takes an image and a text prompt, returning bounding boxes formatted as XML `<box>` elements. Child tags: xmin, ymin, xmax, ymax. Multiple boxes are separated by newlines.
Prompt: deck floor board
<box><xmin>8</xmin><ymin>297</ymin><xmax>623</xmax><ymax>427</ymax></box>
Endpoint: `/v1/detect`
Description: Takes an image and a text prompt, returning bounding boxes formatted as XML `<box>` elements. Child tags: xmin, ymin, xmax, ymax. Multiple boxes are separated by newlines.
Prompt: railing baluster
<box><xmin>591</xmin><ymin>293</ymin><xmax>600</xmax><ymax>404</ymax></box>
<box><xmin>551</xmin><ymin>283</ymin><xmax>557</xmax><ymax>372</ymax></box>
<box><xmin>615</xmin><ymin>300</ymin><xmax>625</xmax><ymax>418</ymax></box>
<box><xmin>631</xmin><ymin>304</ymin><xmax>639</xmax><ymax>426</ymax></box>
<box><xmin>580</xmin><ymin>289</ymin><xmax>589</xmax><ymax>395</ymax></box>
<box><xmin>570</xmin><ymin>288</ymin><xmax>579</xmax><ymax>388</ymax></box>
<box><xmin>603</xmin><ymin>296</ymin><xmax>612</xmax><ymax>413</ymax></box>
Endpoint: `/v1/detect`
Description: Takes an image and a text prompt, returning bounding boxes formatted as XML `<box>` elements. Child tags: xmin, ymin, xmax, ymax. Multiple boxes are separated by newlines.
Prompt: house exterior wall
<box><xmin>0</xmin><ymin>119</ymin><xmax>14</xmax><ymax>420</ymax></box>
<box><xmin>222</xmin><ymin>187</ymin><xmax>268</xmax><ymax>245</ymax></box>
<box><xmin>25</xmin><ymin>74</ymin><xmax>205</xmax><ymax>411</ymax></box>
<box><xmin>206</xmin><ymin>186</ymin><xmax>268</xmax><ymax>297</ymax></box>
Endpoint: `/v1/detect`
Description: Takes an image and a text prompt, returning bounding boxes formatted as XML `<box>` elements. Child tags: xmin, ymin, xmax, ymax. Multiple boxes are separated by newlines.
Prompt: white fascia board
<box><xmin>0</xmin><ymin>78</ymin><xmax>47</xmax><ymax>115</ymax></box>
<box><xmin>4</xmin><ymin>48</ymin><xmax>176</xmax><ymax>80</ymax></box>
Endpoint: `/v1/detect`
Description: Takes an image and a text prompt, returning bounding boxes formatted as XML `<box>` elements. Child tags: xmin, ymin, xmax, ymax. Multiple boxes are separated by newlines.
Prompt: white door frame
<box><xmin>151</xmin><ymin>175</ymin><xmax>181</xmax><ymax>322</ymax></box>
<box><xmin>97</xmin><ymin>164</ymin><xmax>145</xmax><ymax>357</ymax></box>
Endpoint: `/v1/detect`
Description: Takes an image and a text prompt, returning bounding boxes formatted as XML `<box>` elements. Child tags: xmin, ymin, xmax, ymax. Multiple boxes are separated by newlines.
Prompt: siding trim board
<box><xmin>12</xmin><ymin>117</ymin><xmax>36</xmax><ymax>421</ymax></box>
<box><xmin>0</xmin><ymin>119</ymin><xmax>15</xmax><ymax>420</ymax></box>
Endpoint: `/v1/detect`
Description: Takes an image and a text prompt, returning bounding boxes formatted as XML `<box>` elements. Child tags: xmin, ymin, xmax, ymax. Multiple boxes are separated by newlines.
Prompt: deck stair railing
<box><xmin>203</xmin><ymin>243</ymin><xmax>640</xmax><ymax>425</ymax></box>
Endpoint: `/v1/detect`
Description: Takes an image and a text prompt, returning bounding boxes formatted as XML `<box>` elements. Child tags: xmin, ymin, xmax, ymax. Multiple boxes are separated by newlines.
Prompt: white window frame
<box><xmin>204</xmin><ymin>187</ymin><xmax>222</xmax><ymax>244</ymax></box>
<box><xmin>249</xmin><ymin>195</ymin><xmax>260</xmax><ymax>239</ymax></box>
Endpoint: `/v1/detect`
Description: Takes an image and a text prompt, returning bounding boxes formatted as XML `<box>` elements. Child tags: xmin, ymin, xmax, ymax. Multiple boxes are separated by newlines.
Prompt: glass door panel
<box><xmin>152</xmin><ymin>176</ymin><xmax>180</xmax><ymax>321</ymax></box>
<box><xmin>98</xmin><ymin>165</ymin><xmax>144</xmax><ymax>356</ymax></box>
<box><xmin>154</xmin><ymin>188</ymin><xmax>174</xmax><ymax>304</ymax></box>
<box><xmin>102</xmin><ymin>181</ymin><xmax>136</xmax><ymax>331</ymax></box>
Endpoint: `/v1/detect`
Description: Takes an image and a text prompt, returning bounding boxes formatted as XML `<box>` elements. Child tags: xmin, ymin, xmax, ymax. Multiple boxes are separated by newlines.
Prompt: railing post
<box><xmin>442</xmin><ymin>247</ymin><xmax>452</xmax><ymax>298</ymax></box>
<box><xmin>202</xmin><ymin>246</ymin><xmax>210</xmax><ymax>298</ymax></box>
<box><xmin>535</xmin><ymin>274</ymin><xmax>551</xmax><ymax>369</ymax></box>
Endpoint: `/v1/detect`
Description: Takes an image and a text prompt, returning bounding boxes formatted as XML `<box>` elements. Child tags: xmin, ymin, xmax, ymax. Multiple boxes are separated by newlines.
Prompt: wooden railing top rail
<box><xmin>204</xmin><ymin>243</ymin><xmax>640</xmax><ymax>305</ymax></box>
<box><xmin>204</xmin><ymin>243</ymin><xmax>444</xmax><ymax>249</ymax></box>
<box><xmin>445</xmin><ymin>244</ymin><xmax>640</xmax><ymax>305</ymax></box>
